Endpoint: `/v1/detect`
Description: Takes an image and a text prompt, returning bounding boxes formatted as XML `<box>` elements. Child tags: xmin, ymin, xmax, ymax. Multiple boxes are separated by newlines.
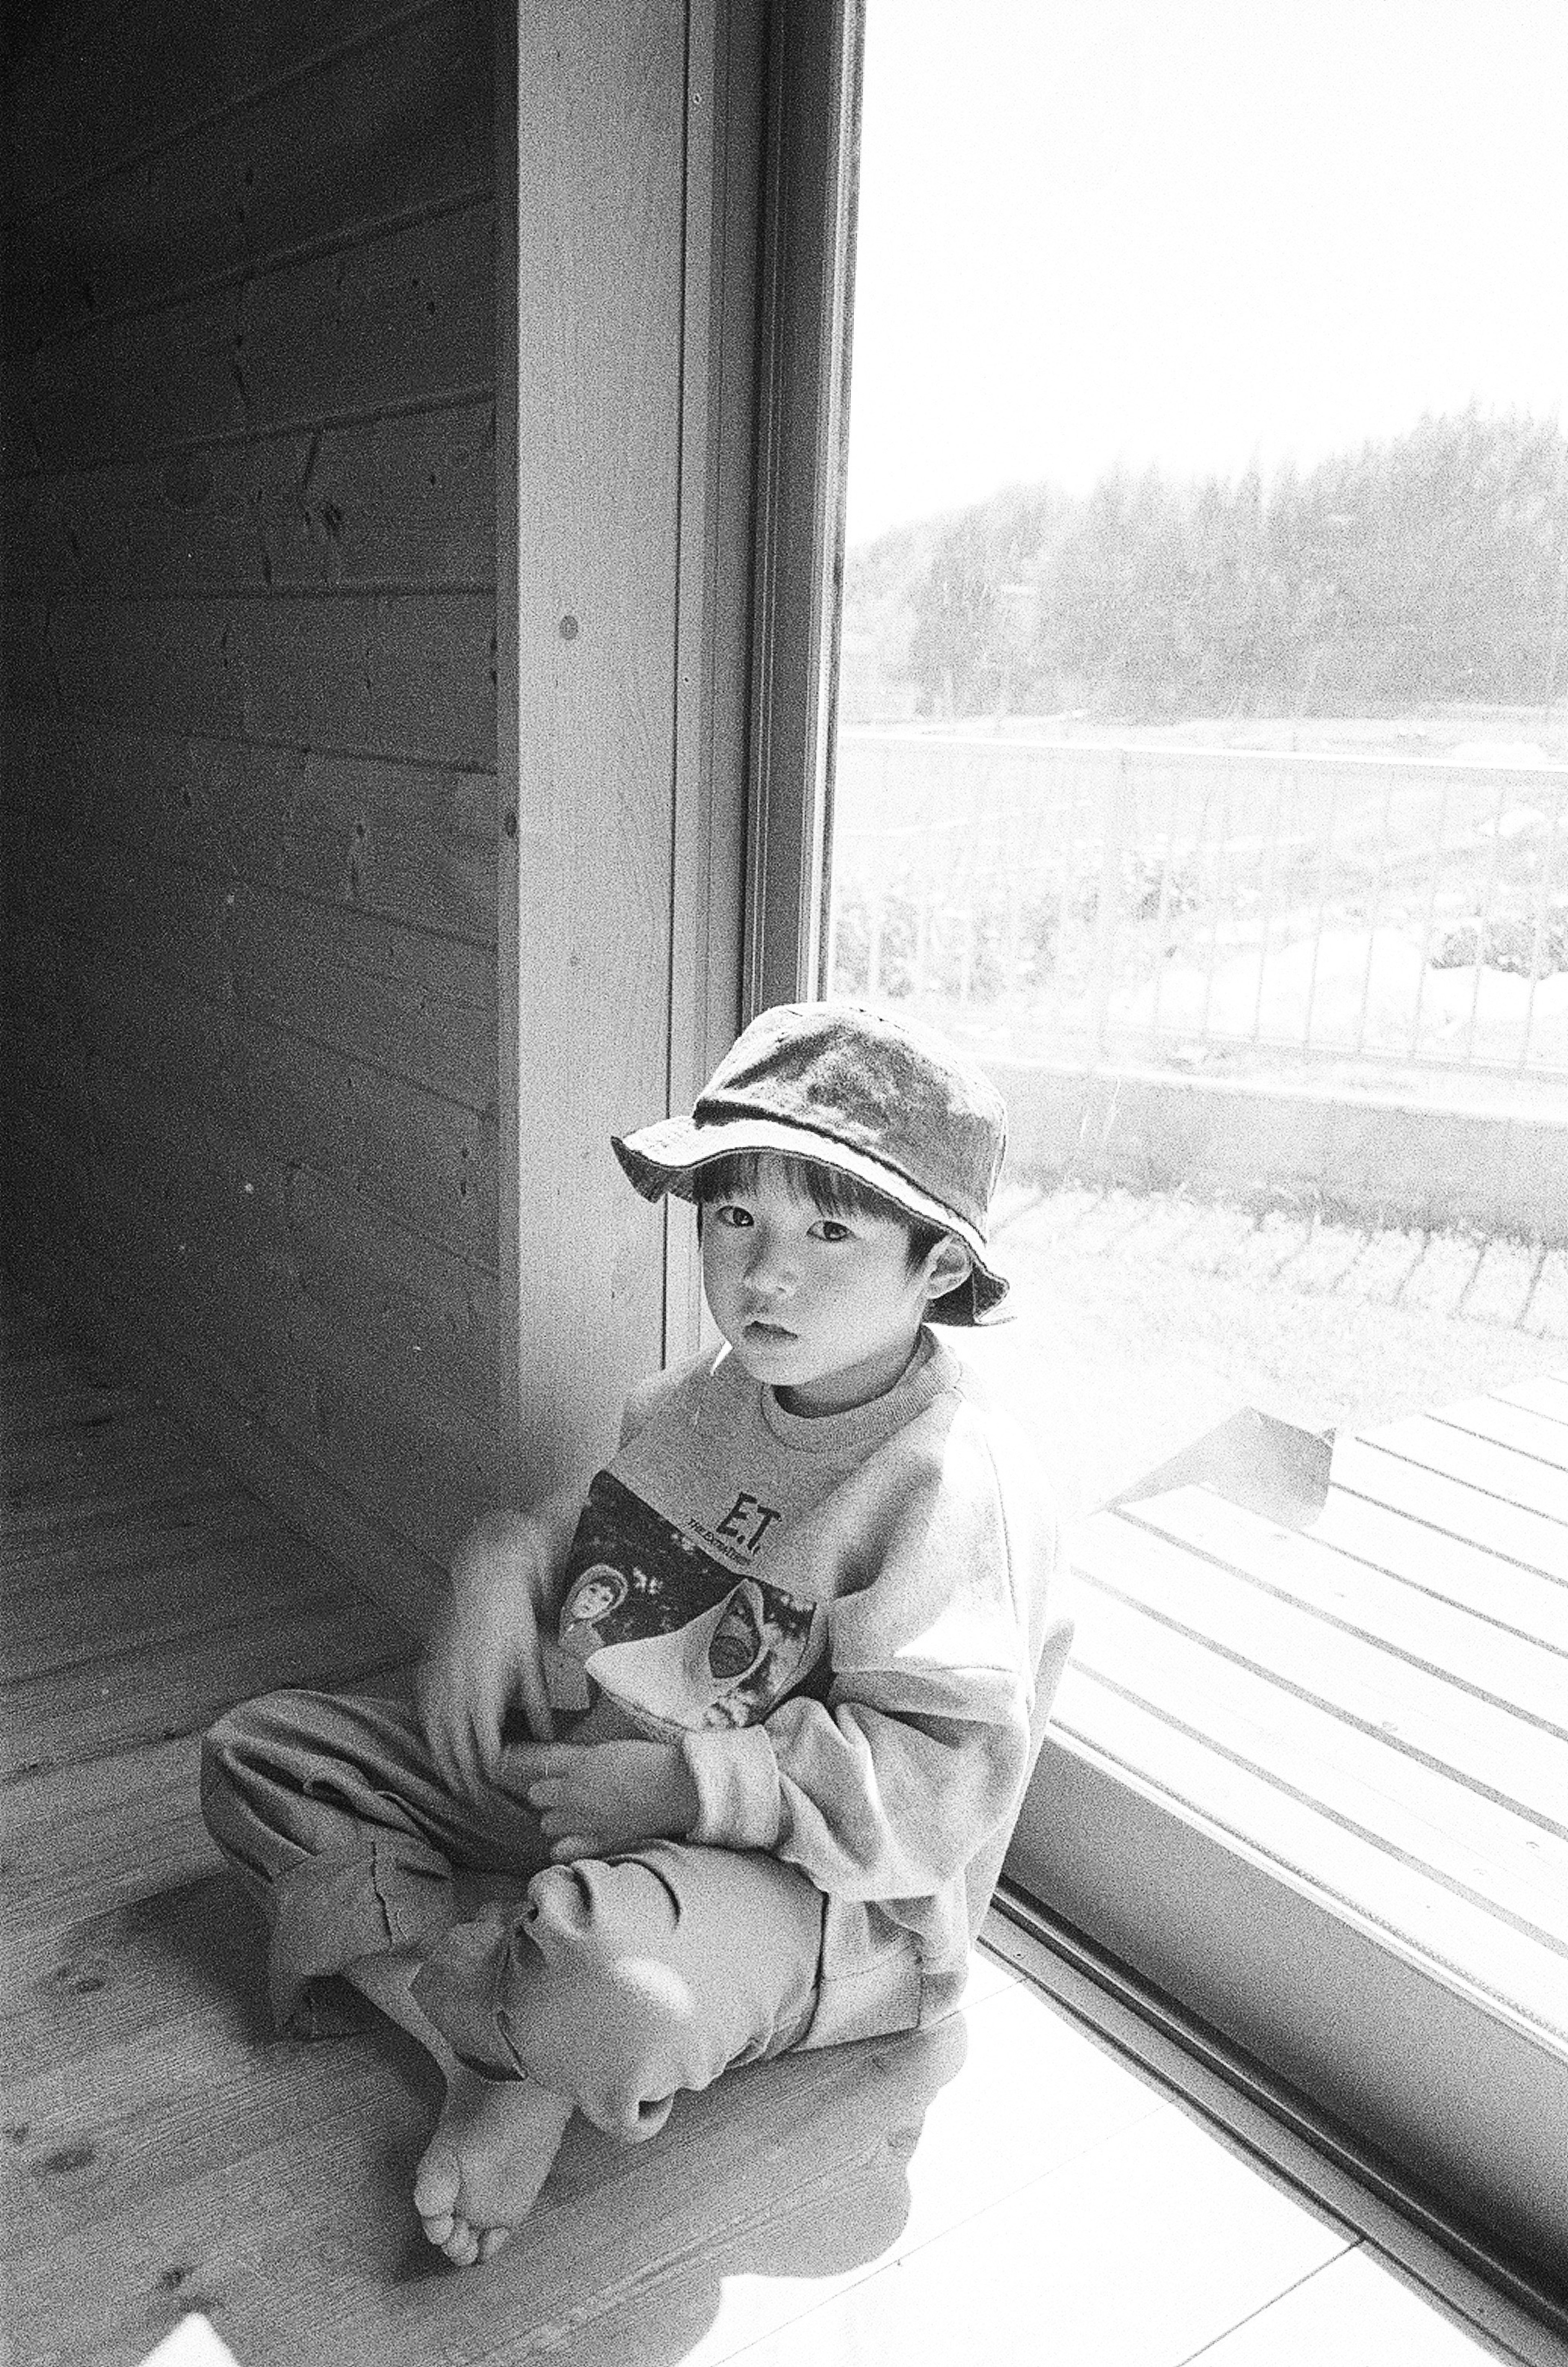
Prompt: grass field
<box><xmin>956</xmin><ymin>1184</ymin><xmax>1568</xmax><ymax>1523</ymax></box>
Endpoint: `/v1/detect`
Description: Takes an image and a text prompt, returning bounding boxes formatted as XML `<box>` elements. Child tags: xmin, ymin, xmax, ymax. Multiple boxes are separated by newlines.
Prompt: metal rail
<box><xmin>827</xmin><ymin>730</ymin><xmax>1568</xmax><ymax>1083</ymax></box>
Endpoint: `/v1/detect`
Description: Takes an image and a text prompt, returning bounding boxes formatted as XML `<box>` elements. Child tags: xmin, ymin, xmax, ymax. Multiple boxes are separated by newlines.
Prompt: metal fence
<box><xmin>826</xmin><ymin>731</ymin><xmax>1568</xmax><ymax>1085</ymax></box>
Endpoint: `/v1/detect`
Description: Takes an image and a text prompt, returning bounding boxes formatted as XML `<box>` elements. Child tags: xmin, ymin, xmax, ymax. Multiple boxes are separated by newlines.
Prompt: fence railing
<box><xmin>826</xmin><ymin>731</ymin><xmax>1568</xmax><ymax>1085</ymax></box>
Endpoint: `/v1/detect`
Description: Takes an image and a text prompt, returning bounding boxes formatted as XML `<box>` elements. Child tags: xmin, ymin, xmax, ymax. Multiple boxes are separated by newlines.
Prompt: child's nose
<box><xmin>745</xmin><ymin>1229</ymin><xmax>797</xmax><ymax>1293</ymax></box>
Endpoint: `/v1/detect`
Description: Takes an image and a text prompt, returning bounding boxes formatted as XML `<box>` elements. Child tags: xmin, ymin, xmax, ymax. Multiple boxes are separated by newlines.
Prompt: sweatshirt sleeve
<box><xmin>680</xmin><ymin>1408</ymin><xmax>1051</xmax><ymax>1899</ymax></box>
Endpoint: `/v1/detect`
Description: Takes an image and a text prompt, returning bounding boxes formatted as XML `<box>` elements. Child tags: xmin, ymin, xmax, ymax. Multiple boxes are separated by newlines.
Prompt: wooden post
<box><xmin>499</xmin><ymin>0</ymin><xmax>751</xmax><ymax>1500</ymax></box>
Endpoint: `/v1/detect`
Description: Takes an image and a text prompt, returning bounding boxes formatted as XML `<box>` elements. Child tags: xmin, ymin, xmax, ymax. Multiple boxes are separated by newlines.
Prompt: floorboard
<box><xmin>0</xmin><ymin>1284</ymin><xmax>1539</xmax><ymax>2367</ymax></box>
<box><xmin>1436</xmin><ymin>1398</ymin><xmax>1568</xmax><ymax>1476</ymax></box>
<box><xmin>1306</xmin><ymin>1487</ymin><xmax>1568</xmax><ymax>1655</ymax></box>
<box><xmin>1067</xmin><ymin>1596</ymin><xmax>1568</xmax><ymax>1945</ymax></box>
<box><xmin>1367</xmin><ymin>1415</ymin><xmax>1568</xmax><ymax>1530</ymax></box>
<box><xmin>1127</xmin><ymin>1485</ymin><xmax>1568</xmax><ymax>1732</ymax></box>
<box><xmin>1192</xmin><ymin>2246</ymin><xmax>1523</xmax><ymax>2367</ymax></box>
<box><xmin>681</xmin><ymin>2106</ymin><xmax>1354</xmax><ymax>2367</ymax></box>
<box><xmin>1329</xmin><ymin>1437</ymin><xmax>1568</xmax><ymax>1581</ymax></box>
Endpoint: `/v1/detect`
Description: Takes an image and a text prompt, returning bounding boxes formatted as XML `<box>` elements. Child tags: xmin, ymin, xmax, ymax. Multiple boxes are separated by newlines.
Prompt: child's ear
<box><xmin>922</xmin><ymin>1235</ymin><xmax>973</xmax><ymax>1306</ymax></box>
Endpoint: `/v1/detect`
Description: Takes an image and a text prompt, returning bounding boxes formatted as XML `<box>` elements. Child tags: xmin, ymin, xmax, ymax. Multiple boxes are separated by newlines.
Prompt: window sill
<box><xmin>1002</xmin><ymin>1382</ymin><xmax>1568</xmax><ymax>2327</ymax></box>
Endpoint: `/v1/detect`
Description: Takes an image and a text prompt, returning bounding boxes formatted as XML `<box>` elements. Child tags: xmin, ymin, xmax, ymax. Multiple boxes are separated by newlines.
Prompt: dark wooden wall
<box><xmin>1</xmin><ymin>0</ymin><xmax>502</xmax><ymax>1627</ymax></box>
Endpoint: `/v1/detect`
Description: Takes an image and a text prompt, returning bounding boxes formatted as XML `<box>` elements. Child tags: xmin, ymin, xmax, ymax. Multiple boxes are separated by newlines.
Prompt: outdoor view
<box><xmin>831</xmin><ymin>0</ymin><xmax>1568</xmax><ymax>1119</ymax></box>
<box><xmin>828</xmin><ymin>0</ymin><xmax>1568</xmax><ymax>1499</ymax></box>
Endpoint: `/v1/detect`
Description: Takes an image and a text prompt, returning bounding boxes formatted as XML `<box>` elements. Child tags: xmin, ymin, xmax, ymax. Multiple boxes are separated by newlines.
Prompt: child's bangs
<box><xmin>693</xmin><ymin>1147</ymin><xmax>904</xmax><ymax>1227</ymax></box>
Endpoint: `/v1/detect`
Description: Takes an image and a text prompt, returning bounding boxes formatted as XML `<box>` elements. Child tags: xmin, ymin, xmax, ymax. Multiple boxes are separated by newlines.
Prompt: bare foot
<box><xmin>412</xmin><ymin>2065</ymin><xmax>574</xmax><ymax>2266</ymax></box>
<box><xmin>345</xmin><ymin>1947</ymin><xmax>573</xmax><ymax>2268</ymax></box>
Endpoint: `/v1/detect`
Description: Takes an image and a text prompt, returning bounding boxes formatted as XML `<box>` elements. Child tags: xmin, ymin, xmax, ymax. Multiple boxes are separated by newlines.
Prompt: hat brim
<box><xmin>612</xmin><ymin>1114</ymin><xmax>1009</xmax><ymax>1326</ymax></box>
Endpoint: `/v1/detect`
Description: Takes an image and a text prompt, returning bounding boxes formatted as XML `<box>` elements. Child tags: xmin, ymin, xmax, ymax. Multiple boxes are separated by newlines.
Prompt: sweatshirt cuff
<box><xmin>682</xmin><ymin>1725</ymin><xmax>781</xmax><ymax>1850</ymax></box>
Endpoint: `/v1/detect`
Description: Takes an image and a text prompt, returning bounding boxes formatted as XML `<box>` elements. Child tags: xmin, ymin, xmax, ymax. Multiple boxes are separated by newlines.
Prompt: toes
<box><xmin>443</xmin><ymin>2218</ymin><xmax>480</xmax><ymax>2268</ymax></box>
<box><xmin>421</xmin><ymin>2205</ymin><xmax>507</xmax><ymax>2270</ymax></box>
<box><xmin>413</xmin><ymin>2140</ymin><xmax>461</xmax><ymax>2223</ymax></box>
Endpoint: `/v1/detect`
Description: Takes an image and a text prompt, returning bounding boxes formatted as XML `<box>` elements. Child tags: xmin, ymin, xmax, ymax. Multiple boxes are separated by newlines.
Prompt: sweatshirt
<box><xmin>545</xmin><ymin>1331</ymin><xmax>1069</xmax><ymax>2048</ymax></box>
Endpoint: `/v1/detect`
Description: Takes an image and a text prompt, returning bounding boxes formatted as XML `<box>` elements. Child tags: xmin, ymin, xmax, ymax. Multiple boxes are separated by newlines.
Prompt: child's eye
<box><xmin>813</xmin><ymin>1219</ymin><xmax>852</xmax><ymax>1244</ymax></box>
<box><xmin>713</xmin><ymin>1202</ymin><xmax>753</xmax><ymax>1228</ymax></box>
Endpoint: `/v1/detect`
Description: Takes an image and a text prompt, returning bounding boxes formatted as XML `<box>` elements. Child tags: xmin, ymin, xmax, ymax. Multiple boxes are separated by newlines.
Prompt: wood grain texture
<box><xmin>1</xmin><ymin>1737</ymin><xmax>221</xmax><ymax>1982</ymax></box>
<box><xmin>504</xmin><ymin>0</ymin><xmax>687</xmax><ymax>1496</ymax></box>
<box><xmin>19</xmin><ymin>829</ymin><xmax>500</xmax><ymax>1113</ymax></box>
<box><xmin>0</xmin><ymin>1602</ymin><xmax>405</xmax><ymax>1781</ymax></box>
<box><xmin>1052</xmin><ymin>1661</ymin><xmax>1568</xmax><ymax>2044</ymax></box>
<box><xmin>15</xmin><ymin>199</ymin><xmax>494</xmax><ymax>474</ymax></box>
<box><xmin>7</xmin><ymin>0</ymin><xmax>492</xmax><ymax>348</ymax></box>
<box><xmin>4</xmin><ymin>1504</ymin><xmax>283</xmax><ymax>1662</ymax></box>
<box><xmin>1307</xmin><ymin>1484</ymin><xmax>1568</xmax><ymax>1658</ymax></box>
<box><xmin>1125</xmin><ymin>1486</ymin><xmax>1568</xmax><ymax>1731</ymax></box>
<box><xmin>658</xmin><ymin>0</ymin><xmax>762</xmax><ymax>1364</ymax></box>
<box><xmin>1496</xmin><ymin>1373</ymin><xmax>1568</xmax><ymax>1427</ymax></box>
<box><xmin>1330</xmin><ymin>1438</ymin><xmax>1568</xmax><ymax>1585</ymax></box>
<box><xmin>2</xmin><ymin>404</ymin><xmax>495</xmax><ymax>597</ymax></box>
<box><xmin>1356</xmin><ymin>1414</ymin><xmax>1568</xmax><ymax>1533</ymax></box>
<box><xmin>1075</xmin><ymin>1511</ymin><xmax>1568</xmax><ymax>1832</ymax></box>
<box><xmin>1</xmin><ymin>0</ymin><xmax>421</xmax><ymax>223</ymax></box>
<box><xmin>5</xmin><ymin>977</ymin><xmax>499</xmax><ymax>1280</ymax></box>
<box><xmin>1066</xmin><ymin>1586</ymin><xmax>1568</xmax><ymax>1949</ymax></box>
<box><xmin>2</xmin><ymin>1400</ymin><xmax>231</xmax><ymax>1521</ymax></box>
<box><xmin>7</xmin><ymin>715</ymin><xmax>496</xmax><ymax>945</ymax></box>
<box><xmin>87</xmin><ymin>1273</ymin><xmax>450</xmax><ymax>1637</ymax></box>
<box><xmin>286</xmin><ymin>1167</ymin><xmax>501</xmax><ymax>1426</ymax></box>
<box><xmin>19</xmin><ymin>593</ymin><xmax>495</xmax><ymax>768</ymax></box>
<box><xmin>1434</xmin><ymin>1394</ymin><xmax>1568</xmax><ymax>1476</ymax></box>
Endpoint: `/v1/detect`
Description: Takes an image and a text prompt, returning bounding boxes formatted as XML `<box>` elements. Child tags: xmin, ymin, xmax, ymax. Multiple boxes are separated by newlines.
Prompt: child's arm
<box><xmin>448</xmin><ymin>1357</ymin><xmax>713</xmax><ymax>1841</ymax></box>
<box><xmin>414</xmin><ymin>1480</ymin><xmax>585</xmax><ymax>1800</ymax></box>
<box><xmin>682</xmin><ymin>1423</ymin><xmax>1061</xmax><ymax>1901</ymax></box>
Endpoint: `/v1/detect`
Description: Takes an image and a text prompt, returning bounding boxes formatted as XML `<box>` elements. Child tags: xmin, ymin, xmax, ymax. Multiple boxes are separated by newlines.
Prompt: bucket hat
<box><xmin>612</xmin><ymin>1001</ymin><xmax>1009</xmax><ymax>1323</ymax></box>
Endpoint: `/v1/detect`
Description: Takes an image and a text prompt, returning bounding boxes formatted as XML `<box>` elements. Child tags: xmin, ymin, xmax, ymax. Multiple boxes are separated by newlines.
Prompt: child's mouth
<box><xmin>744</xmin><ymin>1319</ymin><xmax>796</xmax><ymax>1342</ymax></box>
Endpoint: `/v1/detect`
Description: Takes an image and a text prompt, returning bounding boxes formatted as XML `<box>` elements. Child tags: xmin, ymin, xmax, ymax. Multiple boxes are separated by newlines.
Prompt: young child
<box><xmin>201</xmin><ymin>1001</ymin><xmax>1072</xmax><ymax>2267</ymax></box>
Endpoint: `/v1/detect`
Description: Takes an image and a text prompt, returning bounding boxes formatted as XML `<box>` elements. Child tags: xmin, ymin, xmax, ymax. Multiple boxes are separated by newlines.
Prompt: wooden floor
<box><xmin>0</xmin><ymin>1281</ymin><xmax>1539</xmax><ymax>2367</ymax></box>
<box><xmin>1059</xmin><ymin>1380</ymin><xmax>1568</xmax><ymax>2051</ymax></box>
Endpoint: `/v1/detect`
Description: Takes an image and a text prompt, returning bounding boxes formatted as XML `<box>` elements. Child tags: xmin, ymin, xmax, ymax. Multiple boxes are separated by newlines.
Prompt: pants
<box><xmin>199</xmin><ymin>1687</ymin><xmax>826</xmax><ymax>2142</ymax></box>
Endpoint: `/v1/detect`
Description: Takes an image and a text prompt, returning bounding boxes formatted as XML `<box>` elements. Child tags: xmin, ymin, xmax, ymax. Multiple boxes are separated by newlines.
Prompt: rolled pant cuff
<box><xmin>410</xmin><ymin>1915</ymin><xmax>523</xmax><ymax>2075</ymax></box>
<box><xmin>265</xmin><ymin>1843</ymin><xmax>457</xmax><ymax>2035</ymax></box>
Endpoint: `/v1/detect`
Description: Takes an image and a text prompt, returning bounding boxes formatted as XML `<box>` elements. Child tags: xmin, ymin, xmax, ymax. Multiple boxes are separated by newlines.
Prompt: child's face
<box><xmin>700</xmin><ymin>1155</ymin><xmax>953</xmax><ymax>1416</ymax></box>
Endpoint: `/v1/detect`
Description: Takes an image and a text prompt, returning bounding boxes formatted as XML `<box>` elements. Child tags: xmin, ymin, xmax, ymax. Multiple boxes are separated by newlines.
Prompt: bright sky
<box><xmin>845</xmin><ymin>0</ymin><xmax>1568</xmax><ymax>544</ymax></box>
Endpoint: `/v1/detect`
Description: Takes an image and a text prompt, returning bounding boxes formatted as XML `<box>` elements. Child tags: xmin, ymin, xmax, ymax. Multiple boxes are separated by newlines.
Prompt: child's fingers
<box><xmin>527</xmin><ymin>1781</ymin><xmax>594</xmax><ymax>1837</ymax></box>
<box><xmin>548</xmin><ymin>1831</ymin><xmax>601</xmax><ymax>1863</ymax></box>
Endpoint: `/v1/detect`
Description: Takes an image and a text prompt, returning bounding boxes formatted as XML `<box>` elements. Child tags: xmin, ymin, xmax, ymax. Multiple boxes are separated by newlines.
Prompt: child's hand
<box><xmin>416</xmin><ymin>1514</ymin><xmax>556</xmax><ymax>1799</ymax></box>
<box><xmin>507</xmin><ymin>1739</ymin><xmax>699</xmax><ymax>1861</ymax></box>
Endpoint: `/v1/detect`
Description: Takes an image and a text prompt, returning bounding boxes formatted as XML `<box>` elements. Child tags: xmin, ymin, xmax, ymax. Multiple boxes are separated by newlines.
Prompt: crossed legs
<box><xmin>200</xmin><ymin>1687</ymin><xmax>824</xmax><ymax>2264</ymax></box>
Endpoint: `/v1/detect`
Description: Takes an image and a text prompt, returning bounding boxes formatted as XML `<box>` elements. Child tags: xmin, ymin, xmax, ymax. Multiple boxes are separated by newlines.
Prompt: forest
<box><xmin>843</xmin><ymin>410</ymin><xmax>1568</xmax><ymax>721</ymax></box>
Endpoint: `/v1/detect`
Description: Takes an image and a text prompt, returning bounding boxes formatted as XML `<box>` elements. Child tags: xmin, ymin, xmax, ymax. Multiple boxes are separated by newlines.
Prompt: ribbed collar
<box><xmin>755</xmin><ymin>1328</ymin><xmax>956</xmax><ymax>1458</ymax></box>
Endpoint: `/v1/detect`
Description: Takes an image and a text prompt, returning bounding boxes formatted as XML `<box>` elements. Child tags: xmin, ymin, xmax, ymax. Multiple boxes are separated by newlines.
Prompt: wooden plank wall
<box><xmin>0</xmin><ymin>0</ymin><xmax>502</xmax><ymax>1629</ymax></box>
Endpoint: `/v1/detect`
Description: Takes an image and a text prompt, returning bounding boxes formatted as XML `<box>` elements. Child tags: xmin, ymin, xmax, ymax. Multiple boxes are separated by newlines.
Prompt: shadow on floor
<box><xmin>12</xmin><ymin>1863</ymin><xmax>969</xmax><ymax>2367</ymax></box>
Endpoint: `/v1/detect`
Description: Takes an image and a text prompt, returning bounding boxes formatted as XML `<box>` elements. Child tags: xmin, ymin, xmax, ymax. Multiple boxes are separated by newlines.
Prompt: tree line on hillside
<box><xmin>847</xmin><ymin>410</ymin><xmax>1568</xmax><ymax>719</ymax></box>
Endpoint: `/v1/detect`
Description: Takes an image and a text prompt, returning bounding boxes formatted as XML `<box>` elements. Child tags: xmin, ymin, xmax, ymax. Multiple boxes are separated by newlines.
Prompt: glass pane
<box><xmin>831</xmin><ymin>0</ymin><xmax>1568</xmax><ymax>1112</ymax></box>
<box><xmin>826</xmin><ymin>0</ymin><xmax>1568</xmax><ymax>1499</ymax></box>
<box><xmin>828</xmin><ymin>16</ymin><xmax>1568</xmax><ymax>2153</ymax></box>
